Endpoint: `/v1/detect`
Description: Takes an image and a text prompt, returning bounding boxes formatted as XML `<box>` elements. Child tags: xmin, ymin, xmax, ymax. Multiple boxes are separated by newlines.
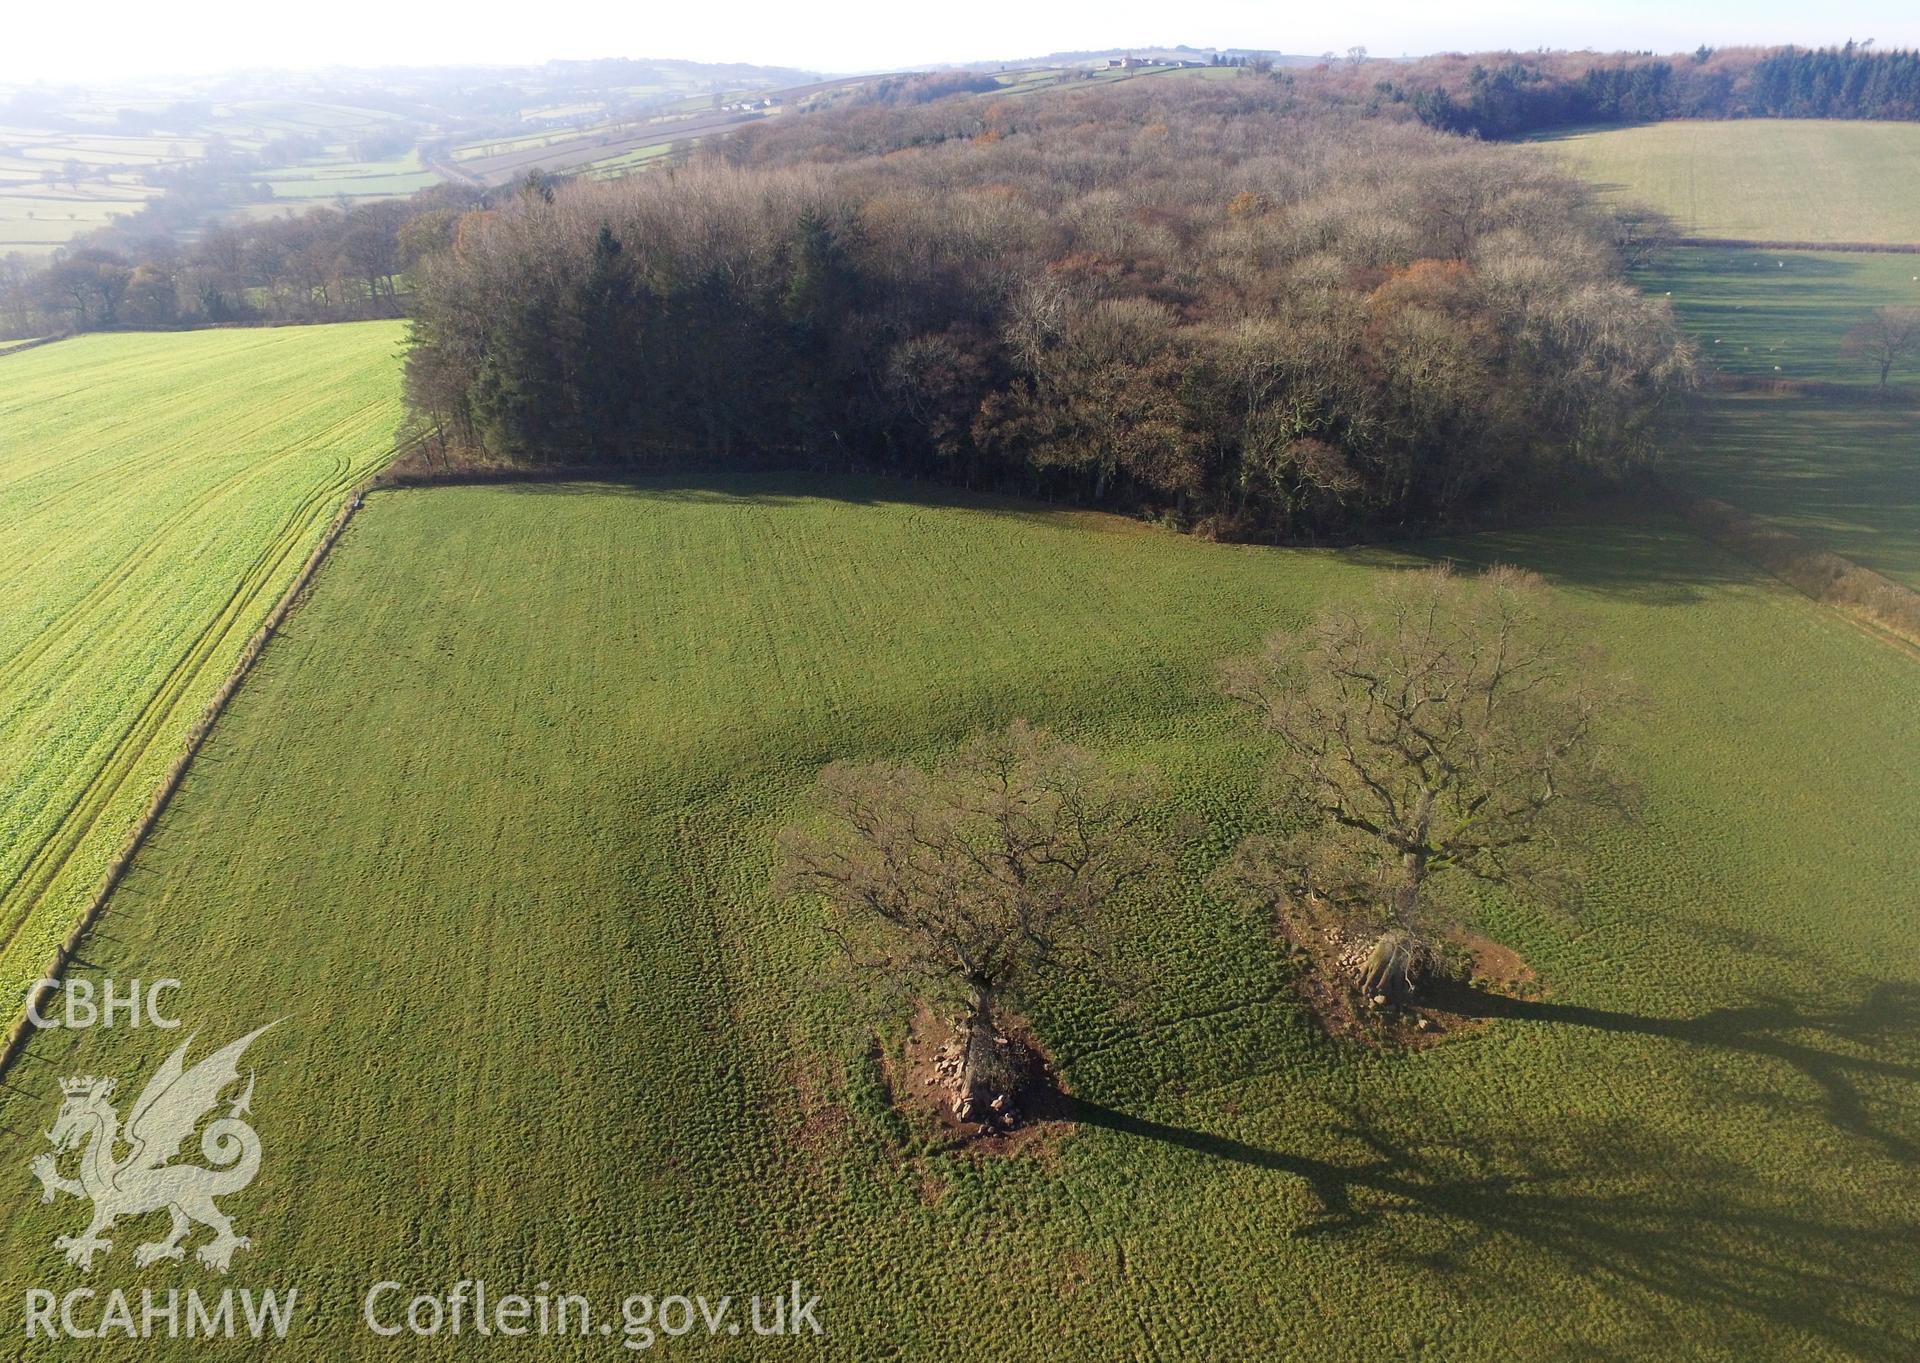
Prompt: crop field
<box><xmin>1</xmin><ymin>474</ymin><xmax>1912</xmax><ymax>1359</ymax></box>
<box><xmin>0</xmin><ymin>322</ymin><xmax>406</xmax><ymax>1017</ymax></box>
<box><xmin>0</xmin><ymin>183</ymin><xmax>160</xmax><ymax>255</ymax></box>
<box><xmin>587</xmin><ymin>142</ymin><xmax>677</xmax><ymax>175</ymax></box>
<box><xmin>1626</xmin><ymin>246</ymin><xmax>1920</xmax><ymax>586</ymax></box>
<box><xmin>1541</xmin><ymin>119</ymin><xmax>1920</xmax><ymax>243</ymax></box>
<box><xmin>259</xmin><ymin>151</ymin><xmax>441</xmax><ymax>202</ymax></box>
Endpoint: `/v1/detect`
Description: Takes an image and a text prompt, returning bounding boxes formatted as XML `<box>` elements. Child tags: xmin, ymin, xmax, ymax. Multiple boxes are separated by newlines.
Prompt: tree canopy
<box><xmin>405</xmin><ymin>82</ymin><xmax>1694</xmax><ymax>541</ymax></box>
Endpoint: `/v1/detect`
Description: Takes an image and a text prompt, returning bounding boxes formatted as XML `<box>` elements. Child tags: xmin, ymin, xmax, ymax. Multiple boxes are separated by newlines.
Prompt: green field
<box><xmin>1649</xmin><ymin>246</ymin><xmax>1920</xmax><ymax>383</ymax></box>
<box><xmin>587</xmin><ymin>142</ymin><xmax>676</xmax><ymax>175</ymax></box>
<box><xmin>1629</xmin><ymin>246</ymin><xmax>1920</xmax><ymax>586</ymax></box>
<box><xmin>1542</xmin><ymin>119</ymin><xmax>1920</xmax><ymax>243</ymax></box>
<box><xmin>0</xmin><ymin>322</ymin><xmax>406</xmax><ymax>1013</ymax></box>
<box><xmin>0</xmin><ymin>185</ymin><xmax>159</xmax><ymax>256</ymax></box>
<box><xmin>0</xmin><ymin>99</ymin><xmax>414</xmax><ymax>251</ymax></box>
<box><xmin>3</xmin><ymin>474</ymin><xmax>1913</xmax><ymax>1358</ymax></box>
<box><xmin>259</xmin><ymin>150</ymin><xmax>441</xmax><ymax>202</ymax></box>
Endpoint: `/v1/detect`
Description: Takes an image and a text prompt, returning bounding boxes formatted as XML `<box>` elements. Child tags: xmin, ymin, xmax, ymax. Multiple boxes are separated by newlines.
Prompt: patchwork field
<box><xmin>3</xmin><ymin>476</ymin><xmax>1913</xmax><ymax>1359</ymax></box>
<box><xmin>1542</xmin><ymin>119</ymin><xmax>1920</xmax><ymax>243</ymax></box>
<box><xmin>258</xmin><ymin>151</ymin><xmax>440</xmax><ymax>203</ymax></box>
<box><xmin>1631</xmin><ymin>248</ymin><xmax>1920</xmax><ymax>586</ymax></box>
<box><xmin>0</xmin><ymin>322</ymin><xmax>406</xmax><ymax>1014</ymax></box>
<box><xmin>0</xmin><ymin>184</ymin><xmax>160</xmax><ymax>256</ymax></box>
<box><xmin>0</xmin><ymin>99</ymin><xmax>413</xmax><ymax>251</ymax></box>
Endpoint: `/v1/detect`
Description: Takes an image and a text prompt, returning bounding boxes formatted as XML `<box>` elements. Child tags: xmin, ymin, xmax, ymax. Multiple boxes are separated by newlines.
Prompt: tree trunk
<box><xmin>954</xmin><ymin>977</ymin><xmax>1011</xmax><ymax>1124</ymax></box>
<box><xmin>1358</xmin><ymin>788</ymin><xmax>1435</xmax><ymax>1000</ymax></box>
<box><xmin>1392</xmin><ymin>787</ymin><xmax>1435</xmax><ymax>932</ymax></box>
<box><xmin>1358</xmin><ymin>929</ymin><xmax>1418</xmax><ymax>998</ymax></box>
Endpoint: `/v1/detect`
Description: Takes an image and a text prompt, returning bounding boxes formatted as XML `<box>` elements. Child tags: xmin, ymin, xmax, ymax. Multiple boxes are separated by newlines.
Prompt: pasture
<box><xmin>1634</xmin><ymin>246</ymin><xmax>1920</xmax><ymax>587</ymax></box>
<box><xmin>0</xmin><ymin>322</ymin><xmax>406</xmax><ymax>1015</ymax></box>
<box><xmin>1542</xmin><ymin>119</ymin><xmax>1920</xmax><ymax>243</ymax></box>
<box><xmin>258</xmin><ymin>151</ymin><xmax>440</xmax><ymax>203</ymax></box>
<box><xmin>0</xmin><ymin>184</ymin><xmax>159</xmax><ymax>257</ymax></box>
<box><xmin>2</xmin><ymin>475</ymin><xmax>1912</xmax><ymax>1359</ymax></box>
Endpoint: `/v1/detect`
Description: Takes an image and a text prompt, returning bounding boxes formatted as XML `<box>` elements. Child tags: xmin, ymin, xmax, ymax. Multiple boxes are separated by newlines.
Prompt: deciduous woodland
<box><xmin>404</xmin><ymin>84</ymin><xmax>1695</xmax><ymax>540</ymax></box>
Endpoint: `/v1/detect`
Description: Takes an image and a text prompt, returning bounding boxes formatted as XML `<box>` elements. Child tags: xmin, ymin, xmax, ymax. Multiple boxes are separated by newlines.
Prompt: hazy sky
<box><xmin>4</xmin><ymin>0</ymin><xmax>1916</xmax><ymax>84</ymax></box>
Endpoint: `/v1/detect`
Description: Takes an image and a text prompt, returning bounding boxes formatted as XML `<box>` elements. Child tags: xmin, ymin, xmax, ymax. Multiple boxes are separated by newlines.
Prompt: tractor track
<box><xmin>0</xmin><ymin>441</ymin><xmax>387</xmax><ymax>973</ymax></box>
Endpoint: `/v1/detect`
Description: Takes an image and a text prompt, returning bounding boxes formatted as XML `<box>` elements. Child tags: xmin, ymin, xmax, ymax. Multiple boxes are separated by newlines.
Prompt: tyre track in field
<box><xmin>0</xmin><ymin>446</ymin><xmax>360</xmax><ymax>949</ymax></box>
<box><xmin>0</xmin><ymin>398</ymin><xmax>380</xmax><ymax>697</ymax></box>
<box><xmin>0</xmin><ymin>445</ymin><xmax>375</xmax><ymax>968</ymax></box>
<box><xmin>0</xmin><ymin>353</ymin><xmax>271</xmax><ymax>513</ymax></box>
<box><xmin>0</xmin><ymin>454</ymin><xmax>305</xmax><ymax>699</ymax></box>
<box><xmin>1</xmin><ymin>367</ymin><xmax>363</xmax><ymax>556</ymax></box>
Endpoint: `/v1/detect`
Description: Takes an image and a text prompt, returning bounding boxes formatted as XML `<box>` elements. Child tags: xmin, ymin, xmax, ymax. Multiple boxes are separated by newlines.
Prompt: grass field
<box><xmin>1630</xmin><ymin>246</ymin><xmax>1920</xmax><ymax>586</ymax></box>
<box><xmin>0</xmin><ymin>322</ymin><xmax>406</xmax><ymax>1016</ymax></box>
<box><xmin>0</xmin><ymin>100</ymin><xmax>414</xmax><ymax>250</ymax></box>
<box><xmin>3</xmin><ymin>475</ymin><xmax>1912</xmax><ymax>1358</ymax></box>
<box><xmin>1541</xmin><ymin>119</ymin><xmax>1920</xmax><ymax>243</ymax></box>
<box><xmin>587</xmin><ymin>142</ymin><xmax>676</xmax><ymax>175</ymax></box>
<box><xmin>1648</xmin><ymin>247</ymin><xmax>1920</xmax><ymax>383</ymax></box>
<box><xmin>255</xmin><ymin>149</ymin><xmax>440</xmax><ymax>203</ymax></box>
<box><xmin>0</xmin><ymin>185</ymin><xmax>159</xmax><ymax>256</ymax></box>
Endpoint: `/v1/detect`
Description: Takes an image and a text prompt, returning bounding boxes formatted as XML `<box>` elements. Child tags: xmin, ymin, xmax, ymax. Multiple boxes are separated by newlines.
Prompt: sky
<box><xmin>3</xmin><ymin>0</ymin><xmax>1917</xmax><ymax>84</ymax></box>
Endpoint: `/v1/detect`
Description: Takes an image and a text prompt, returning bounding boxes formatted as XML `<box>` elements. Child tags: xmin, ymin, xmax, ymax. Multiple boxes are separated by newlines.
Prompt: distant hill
<box><xmin>534</xmin><ymin>56</ymin><xmax>820</xmax><ymax>89</ymax></box>
<box><xmin>957</xmin><ymin>45</ymin><xmax>1323</xmax><ymax>71</ymax></box>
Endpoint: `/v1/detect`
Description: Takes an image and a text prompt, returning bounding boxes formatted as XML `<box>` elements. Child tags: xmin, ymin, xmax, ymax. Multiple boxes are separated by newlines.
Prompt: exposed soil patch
<box><xmin>883</xmin><ymin>1006</ymin><xmax>1068</xmax><ymax>1157</ymax></box>
<box><xmin>1279</xmin><ymin>911</ymin><xmax>1543</xmax><ymax>1049</ymax></box>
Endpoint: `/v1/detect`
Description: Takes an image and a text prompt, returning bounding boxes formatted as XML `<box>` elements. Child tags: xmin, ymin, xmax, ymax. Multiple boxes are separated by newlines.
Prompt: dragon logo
<box><xmin>29</xmin><ymin>1023</ymin><xmax>276</xmax><ymax>1274</ymax></box>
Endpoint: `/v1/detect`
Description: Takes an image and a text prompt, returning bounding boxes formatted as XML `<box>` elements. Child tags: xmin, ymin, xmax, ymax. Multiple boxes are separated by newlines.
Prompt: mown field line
<box><xmin>0</xmin><ymin>452</ymin><xmax>405</xmax><ymax>1079</ymax></box>
<box><xmin>0</xmin><ymin>452</ymin><xmax>319</xmax><ymax>696</ymax></box>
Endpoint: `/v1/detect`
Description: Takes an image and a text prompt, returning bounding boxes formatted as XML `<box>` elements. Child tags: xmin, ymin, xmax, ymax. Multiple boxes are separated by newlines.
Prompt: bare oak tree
<box><xmin>1842</xmin><ymin>306</ymin><xmax>1920</xmax><ymax>392</ymax></box>
<box><xmin>777</xmin><ymin>722</ymin><xmax>1166</xmax><ymax>1124</ymax></box>
<box><xmin>1222</xmin><ymin>565</ymin><xmax>1626</xmax><ymax>998</ymax></box>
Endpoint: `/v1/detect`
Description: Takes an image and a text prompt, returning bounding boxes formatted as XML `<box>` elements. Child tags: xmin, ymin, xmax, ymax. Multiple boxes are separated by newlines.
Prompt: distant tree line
<box><xmin>405</xmin><ymin>83</ymin><xmax>1693</xmax><ymax>542</ymax></box>
<box><xmin>1384</xmin><ymin>43</ymin><xmax>1920</xmax><ymax>140</ymax></box>
<box><xmin>0</xmin><ymin>186</ymin><xmax>480</xmax><ymax>335</ymax></box>
<box><xmin>849</xmin><ymin>72</ymin><xmax>1004</xmax><ymax>107</ymax></box>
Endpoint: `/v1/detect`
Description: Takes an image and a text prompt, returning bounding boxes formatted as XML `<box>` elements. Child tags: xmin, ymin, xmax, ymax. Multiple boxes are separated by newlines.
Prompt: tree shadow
<box><xmin>448</xmin><ymin>469</ymin><xmax>1131</xmax><ymax>532</ymax></box>
<box><xmin>1048</xmin><ymin>1076</ymin><xmax>1917</xmax><ymax>1357</ymax></box>
<box><xmin>1040</xmin><ymin>978</ymin><xmax>1920</xmax><ymax>1356</ymax></box>
<box><xmin>1440</xmin><ymin>980</ymin><xmax>1920</xmax><ymax>1162</ymax></box>
<box><xmin>1344</xmin><ymin>518</ymin><xmax>1763</xmax><ymax>606</ymax></box>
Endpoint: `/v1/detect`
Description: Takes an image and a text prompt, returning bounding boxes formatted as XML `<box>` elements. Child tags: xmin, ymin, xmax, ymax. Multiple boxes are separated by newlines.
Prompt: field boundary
<box><xmin>1652</xmin><ymin>236</ymin><xmax>1920</xmax><ymax>254</ymax></box>
<box><xmin>0</xmin><ymin>333</ymin><xmax>70</xmax><ymax>358</ymax></box>
<box><xmin>1702</xmin><ymin>374</ymin><xmax>1918</xmax><ymax>402</ymax></box>
<box><xmin>1673</xmin><ymin>490</ymin><xmax>1920</xmax><ymax>653</ymax></box>
<box><xmin>0</xmin><ymin>452</ymin><xmax>404</xmax><ymax>1079</ymax></box>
